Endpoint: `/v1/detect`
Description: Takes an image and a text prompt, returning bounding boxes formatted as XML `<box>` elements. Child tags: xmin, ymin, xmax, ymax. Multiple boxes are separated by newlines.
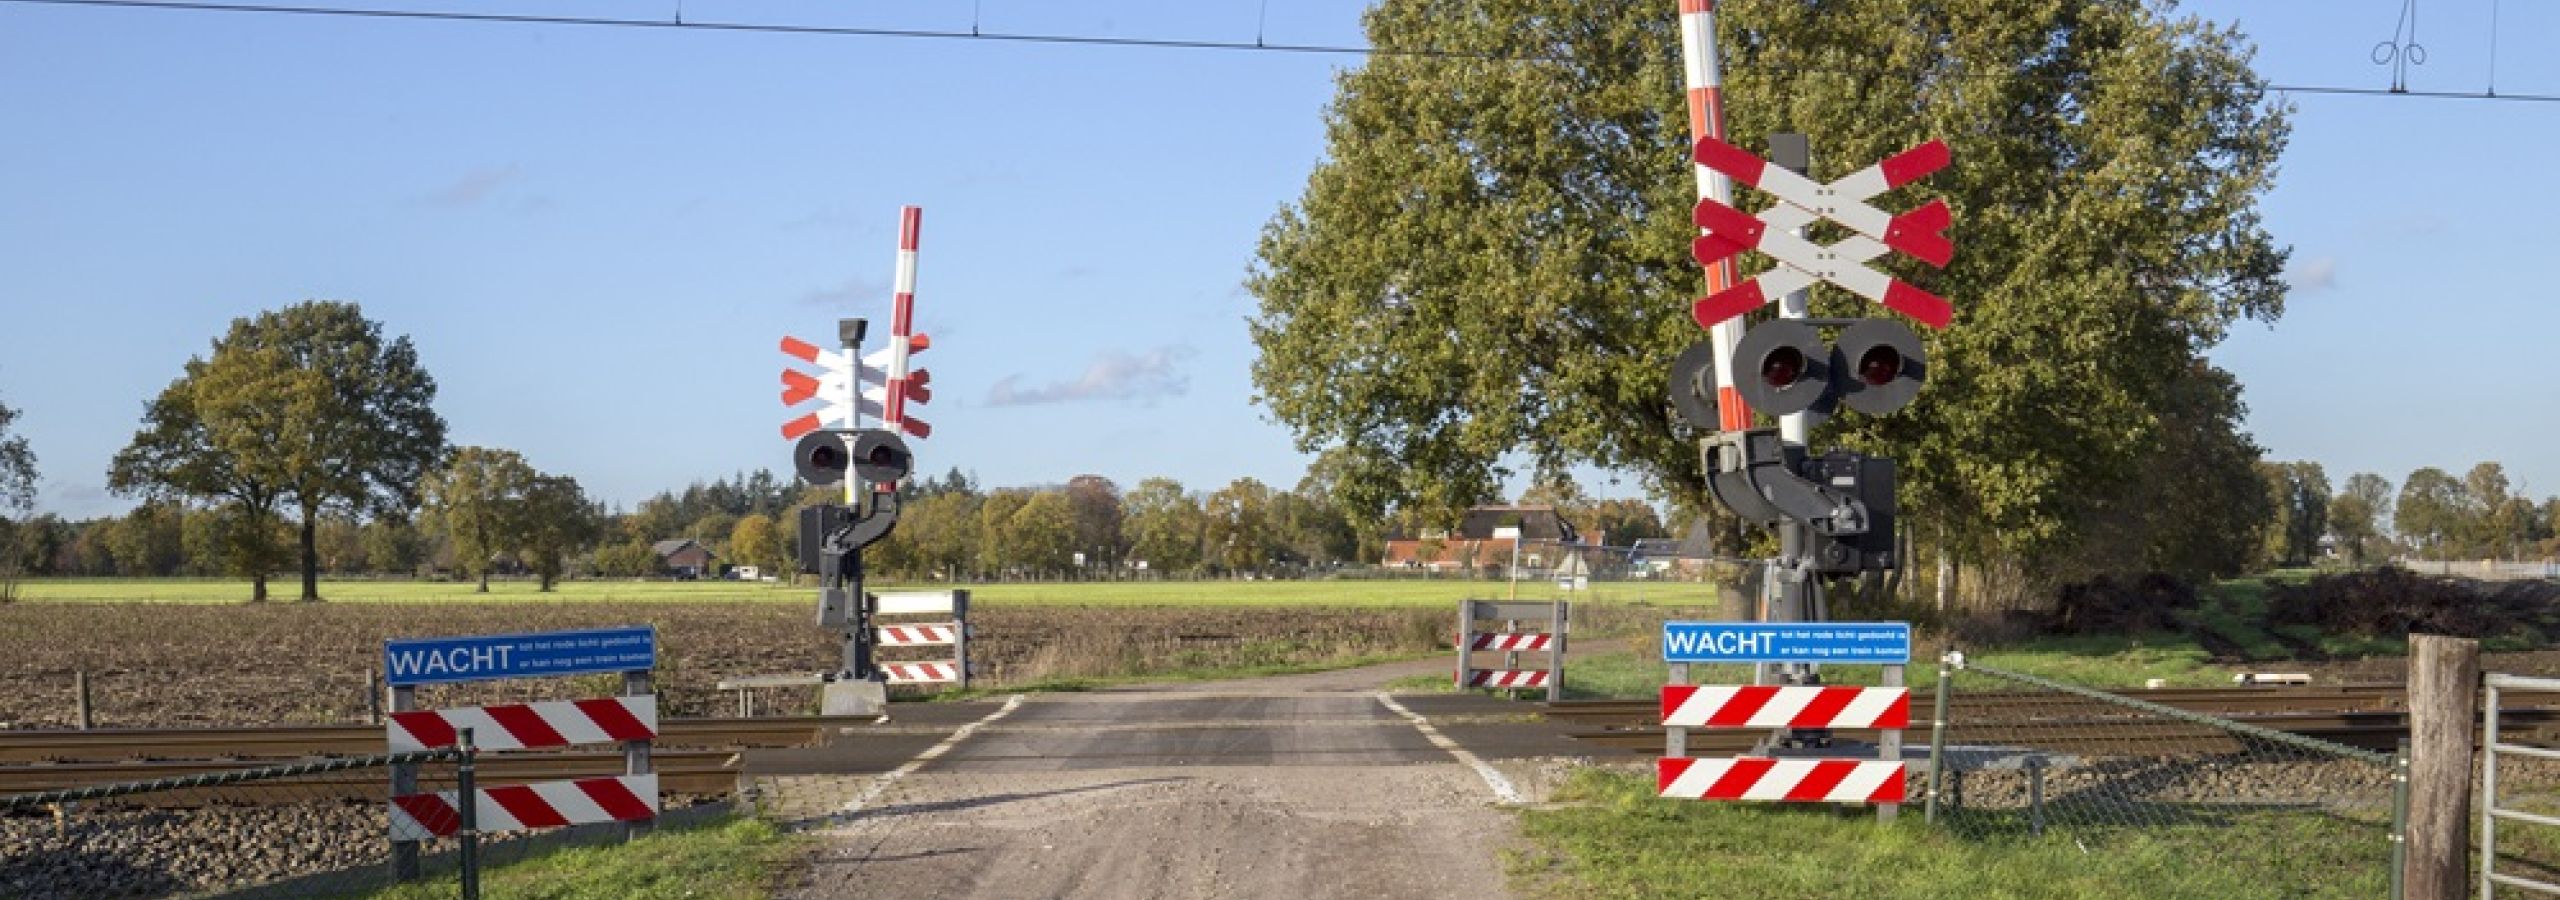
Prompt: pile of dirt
<box><xmin>2265</xmin><ymin>567</ymin><xmax>2560</xmax><ymax>642</ymax></box>
<box><xmin>2048</xmin><ymin>573</ymin><xmax>2203</xmax><ymax>635</ymax></box>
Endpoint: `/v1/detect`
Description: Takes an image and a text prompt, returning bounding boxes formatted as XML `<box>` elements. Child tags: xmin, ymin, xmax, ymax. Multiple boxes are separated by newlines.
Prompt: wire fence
<box><xmin>1925</xmin><ymin>655</ymin><xmax>2407</xmax><ymax>899</ymax></box>
<box><xmin>0</xmin><ymin>749</ymin><xmax>474</xmax><ymax>899</ymax></box>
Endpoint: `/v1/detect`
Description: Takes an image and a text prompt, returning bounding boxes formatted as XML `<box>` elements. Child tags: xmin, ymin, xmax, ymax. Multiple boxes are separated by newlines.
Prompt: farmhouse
<box><xmin>650</xmin><ymin>539</ymin><xmax>718</xmax><ymax>578</ymax></box>
<box><xmin>1380</xmin><ymin>504</ymin><xmax>1606</xmax><ymax>575</ymax></box>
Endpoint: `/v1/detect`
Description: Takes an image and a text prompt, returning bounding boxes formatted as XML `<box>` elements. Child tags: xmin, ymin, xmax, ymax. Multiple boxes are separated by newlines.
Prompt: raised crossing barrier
<box><xmin>1456</xmin><ymin>599</ymin><xmax>1567</xmax><ymax>702</ymax></box>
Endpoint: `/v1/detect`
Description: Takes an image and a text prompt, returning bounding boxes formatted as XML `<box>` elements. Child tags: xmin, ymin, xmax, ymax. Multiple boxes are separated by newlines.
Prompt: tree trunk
<box><xmin>298</xmin><ymin>510</ymin><xmax>321</xmax><ymax>602</ymax></box>
<box><xmin>1934</xmin><ymin>543</ymin><xmax>1951</xmax><ymax>614</ymax></box>
<box><xmin>251</xmin><ymin>573</ymin><xmax>269</xmax><ymax>603</ymax></box>
<box><xmin>478</xmin><ymin>567</ymin><xmax>490</xmax><ymax>593</ymax></box>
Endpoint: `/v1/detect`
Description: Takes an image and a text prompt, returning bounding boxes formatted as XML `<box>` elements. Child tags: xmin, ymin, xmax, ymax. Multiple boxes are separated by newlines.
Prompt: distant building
<box><xmin>1380</xmin><ymin>505</ymin><xmax>1604</xmax><ymax>575</ymax></box>
<box><xmin>651</xmin><ymin>539</ymin><xmax>717</xmax><ymax>578</ymax></box>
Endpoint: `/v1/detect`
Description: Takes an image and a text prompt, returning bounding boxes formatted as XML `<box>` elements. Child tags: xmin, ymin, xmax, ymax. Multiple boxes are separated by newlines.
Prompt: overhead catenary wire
<box><xmin>6</xmin><ymin>0</ymin><xmax>2560</xmax><ymax>104</ymax></box>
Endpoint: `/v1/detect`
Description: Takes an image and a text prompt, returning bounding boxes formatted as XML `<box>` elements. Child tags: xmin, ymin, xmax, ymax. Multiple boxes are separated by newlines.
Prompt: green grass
<box><xmin>355</xmin><ymin>817</ymin><xmax>800</xmax><ymax>900</ymax></box>
<box><xmin>5</xmin><ymin>576</ymin><xmax>1711</xmax><ymax>608</ymax></box>
<box><xmin>1514</xmin><ymin>770</ymin><xmax>2389</xmax><ymax>900</ymax></box>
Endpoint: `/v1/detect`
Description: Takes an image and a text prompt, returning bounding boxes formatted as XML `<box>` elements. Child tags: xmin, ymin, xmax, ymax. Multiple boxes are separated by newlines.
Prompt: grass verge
<box><xmin>1512</xmin><ymin>770</ymin><xmax>2389</xmax><ymax>900</ymax></box>
<box><xmin>355</xmin><ymin>817</ymin><xmax>800</xmax><ymax>900</ymax></box>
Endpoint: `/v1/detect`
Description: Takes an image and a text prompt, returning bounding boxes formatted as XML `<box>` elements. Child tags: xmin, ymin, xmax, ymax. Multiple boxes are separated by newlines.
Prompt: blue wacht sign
<box><xmin>1660</xmin><ymin>621</ymin><xmax>1911</xmax><ymax>664</ymax></box>
<box><xmin>383</xmin><ymin>625</ymin><xmax>657</xmax><ymax>687</ymax></box>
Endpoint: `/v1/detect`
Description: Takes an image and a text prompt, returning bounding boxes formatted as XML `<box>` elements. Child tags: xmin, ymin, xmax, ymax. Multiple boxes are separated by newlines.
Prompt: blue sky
<box><xmin>2</xmin><ymin>0</ymin><xmax>2555</xmax><ymax>522</ymax></box>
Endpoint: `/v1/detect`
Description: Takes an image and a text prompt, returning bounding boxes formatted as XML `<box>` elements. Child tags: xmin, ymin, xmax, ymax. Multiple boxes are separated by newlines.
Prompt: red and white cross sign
<box><xmin>776</xmin><ymin>205</ymin><xmax>934</xmax><ymax>441</ymax></box>
<box><xmin>1687</xmin><ymin>135</ymin><xmax>1956</xmax><ymax>331</ymax></box>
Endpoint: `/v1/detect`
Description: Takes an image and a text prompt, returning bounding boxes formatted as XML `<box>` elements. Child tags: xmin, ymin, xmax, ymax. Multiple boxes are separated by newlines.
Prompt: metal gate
<box><xmin>2483</xmin><ymin>673</ymin><xmax>2560</xmax><ymax>897</ymax></box>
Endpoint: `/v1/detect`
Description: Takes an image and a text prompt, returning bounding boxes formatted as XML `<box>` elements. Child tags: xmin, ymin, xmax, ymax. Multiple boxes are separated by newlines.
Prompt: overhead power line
<box><xmin>8</xmin><ymin>0</ymin><xmax>2560</xmax><ymax>104</ymax></box>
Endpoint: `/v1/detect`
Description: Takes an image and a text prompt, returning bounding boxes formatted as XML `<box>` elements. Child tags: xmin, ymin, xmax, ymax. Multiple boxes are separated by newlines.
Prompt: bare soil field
<box><xmin>0</xmin><ymin>601</ymin><xmax>1653</xmax><ymax>728</ymax></box>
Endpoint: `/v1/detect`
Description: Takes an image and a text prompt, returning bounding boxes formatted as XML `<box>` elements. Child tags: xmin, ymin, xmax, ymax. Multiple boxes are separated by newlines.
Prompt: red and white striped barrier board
<box><xmin>387</xmin><ymin>696</ymin><xmax>657</xmax><ymax>753</ymax></box>
<box><xmin>1471</xmin><ymin>632</ymin><xmax>1553</xmax><ymax>652</ymax></box>
<box><xmin>877</xmin><ymin>624</ymin><xmax>960</xmax><ymax>647</ymax></box>
<box><xmin>389</xmin><ymin>774</ymin><xmax>658</xmax><ymax>840</ymax></box>
<box><xmin>1657</xmin><ymin>756</ymin><xmax>1905</xmax><ymax>804</ymax></box>
<box><xmin>1659</xmin><ymin>685</ymin><xmax>1909</xmax><ymax>730</ymax></box>
<box><xmin>884</xmin><ymin>662</ymin><xmax>963</xmax><ymax>684</ymax></box>
<box><xmin>1465</xmin><ymin>669</ymin><xmax>1550</xmax><ymax>689</ymax></box>
<box><xmin>1687</xmin><ymin>133</ymin><xmax>1956</xmax><ymax>331</ymax></box>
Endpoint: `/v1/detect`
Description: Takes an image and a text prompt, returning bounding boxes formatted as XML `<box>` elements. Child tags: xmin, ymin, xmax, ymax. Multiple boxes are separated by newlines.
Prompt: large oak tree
<box><xmin>1250</xmin><ymin>0</ymin><xmax>2290</xmax><ymax>587</ymax></box>
<box><xmin>111</xmin><ymin>301</ymin><xmax>446</xmax><ymax>601</ymax></box>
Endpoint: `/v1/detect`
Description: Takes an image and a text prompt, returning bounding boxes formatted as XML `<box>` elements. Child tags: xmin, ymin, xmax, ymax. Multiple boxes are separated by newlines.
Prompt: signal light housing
<box><xmin>1729</xmin><ymin>319</ymin><xmax>1830</xmax><ymax>417</ymax></box>
<box><xmin>1830</xmin><ymin>319</ymin><xmax>1926</xmax><ymax>416</ymax></box>
<box><xmin>1667</xmin><ymin>341</ymin><xmax>1722</xmax><ymax>430</ymax></box>
<box><xmin>793</xmin><ymin>428</ymin><xmax>914</xmax><ymax>488</ymax></box>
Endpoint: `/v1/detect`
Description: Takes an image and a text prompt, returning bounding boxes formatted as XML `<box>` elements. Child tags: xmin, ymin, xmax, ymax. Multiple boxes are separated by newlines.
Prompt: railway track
<box><xmin>1545</xmin><ymin>685</ymin><xmax>2560</xmax><ymax>756</ymax></box>
<box><xmin>0</xmin><ymin>750</ymin><xmax>745</xmax><ymax>803</ymax></box>
<box><xmin>0</xmin><ymin>715</ymin><xmax>877</xmax><ymax>764</ymax></box>
<box><xmin>0</xmin><ymin>715</ymin><xmax>880</xmax><ymax>804</ymax></box>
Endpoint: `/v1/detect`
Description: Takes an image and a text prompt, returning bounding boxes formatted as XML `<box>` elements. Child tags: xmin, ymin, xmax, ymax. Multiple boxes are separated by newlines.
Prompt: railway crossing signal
<box><xmin>767</xmin><ymin>206</ymin><xmax>940</xmax><ymax>715</ymax></box>
<box><xmin>1687</xmin><ymin>135</ymin><xmax>1955</xmax><ymax>330</ymax></box>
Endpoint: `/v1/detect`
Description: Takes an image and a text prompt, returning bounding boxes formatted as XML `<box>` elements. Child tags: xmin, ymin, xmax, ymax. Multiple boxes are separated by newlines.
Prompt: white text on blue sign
<box><xmin>384</xmin><ymin>626</ymin><xmax>657</xmax><ymax>686</ymax></box>
<box><xmin>1660</xmin><ymin>622</ymin><xmax>1911</xmax><ymax>664</ymax></box>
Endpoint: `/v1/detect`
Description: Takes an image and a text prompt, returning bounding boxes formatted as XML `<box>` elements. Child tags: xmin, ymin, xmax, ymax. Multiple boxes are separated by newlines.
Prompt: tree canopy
<box><xmin>1249</xmin><ymin>0</ymin><xmax>2291</xmax><ymax>587</ymax></box>
<box><xmin>0</xmin><ymin>396</ymin><xmax>36</xmax><ymax>601</ymax></box>
<box><xmin>423</xmin><ymin>447</ymin><xmax>536</xmax><ymax>592</ymax></box>
<box><xmin>517</xmin><ymin>474</ymin><xmax>600</xmax><ymax>590</ymax></box>
<box><xmin>109</xmin><ymin>301</ymin><xmax>445</xmax><ymax>600</ymax></box>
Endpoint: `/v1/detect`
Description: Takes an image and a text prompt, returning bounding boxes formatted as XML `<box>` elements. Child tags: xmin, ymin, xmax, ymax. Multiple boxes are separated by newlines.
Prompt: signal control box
<box><xmin>1801</xmin><ymin>451</ymin><xmax>1897</xmax><ymax>574</ymax></box>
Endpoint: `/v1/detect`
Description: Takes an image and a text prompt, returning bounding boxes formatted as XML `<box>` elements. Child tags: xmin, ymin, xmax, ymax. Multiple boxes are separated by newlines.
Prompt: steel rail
<box><xmin>1541</xmin><ymin>686</ymin><xmax>2560</xmax><ymax>726</ymax></box>
<box><xmin>0</xmin><ymin>715</ymin><xmax>875</xmax><ymax>764</ymax></box>
<box><xmin>0</xmin><ymin>749</ymin><xmax>743</xmax><ymax>801</ymax></box>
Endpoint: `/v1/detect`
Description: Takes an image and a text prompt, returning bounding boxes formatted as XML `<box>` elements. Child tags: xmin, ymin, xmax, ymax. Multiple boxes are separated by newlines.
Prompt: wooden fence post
<box><xmin>2406</xmin><ymin>633</ymin><xmax>2480</xmax><ymax>900</ymax></box>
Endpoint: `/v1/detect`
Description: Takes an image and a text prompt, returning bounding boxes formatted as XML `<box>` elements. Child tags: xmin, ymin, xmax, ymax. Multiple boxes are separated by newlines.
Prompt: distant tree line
<box><xmin>2256</xmin><ymin>460</ymin><xmax>2559</xmax><ymax>569</ymax></box>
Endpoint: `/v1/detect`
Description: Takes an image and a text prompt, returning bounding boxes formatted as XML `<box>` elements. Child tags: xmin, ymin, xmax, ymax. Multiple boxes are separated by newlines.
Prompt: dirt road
<box><xmin>772</xmin><ymin>663</ymin><xmax>1536</xmax><ymax>900</ymax></box>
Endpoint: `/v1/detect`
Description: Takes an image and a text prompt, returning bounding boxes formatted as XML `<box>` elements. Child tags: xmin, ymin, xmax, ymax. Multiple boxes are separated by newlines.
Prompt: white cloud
<box><xmin>2285</xmin><ymin>256</ymin><xmax>2339</xmax><ymax>292</ymax></box>
<box><xmin>985</xmin><ymin>346</ymin><xmax>1196</xmax><ymax>407</ymax></box>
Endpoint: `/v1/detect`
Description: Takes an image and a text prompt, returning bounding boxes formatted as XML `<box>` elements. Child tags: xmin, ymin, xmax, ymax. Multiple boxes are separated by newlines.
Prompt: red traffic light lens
<box><xmin>1857</xmin><ymin>346</ymin><xmax>1902</xmax><ymax>386</ymax></box>
<box><xmin>1760</xmin><ymin>347</ymin><xmax>1807</xmax><ymax>388</ymax></box>
<box><xmin>810</xmin><ymin>445</ymin><xmax>845</xmax><ymax>470</ymax></box>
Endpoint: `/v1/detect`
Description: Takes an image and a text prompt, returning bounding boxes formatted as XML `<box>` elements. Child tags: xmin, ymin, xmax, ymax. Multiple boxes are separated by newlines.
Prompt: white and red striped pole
<box><xmin>884</xmin><ymin>205</ymin><xmax>924</xmax><ymax>434</ymax></box>
<box><xmin>1677</xmin><ymin>0</ymin><xmax>1751</xmax><ymax>433</ymax></box>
